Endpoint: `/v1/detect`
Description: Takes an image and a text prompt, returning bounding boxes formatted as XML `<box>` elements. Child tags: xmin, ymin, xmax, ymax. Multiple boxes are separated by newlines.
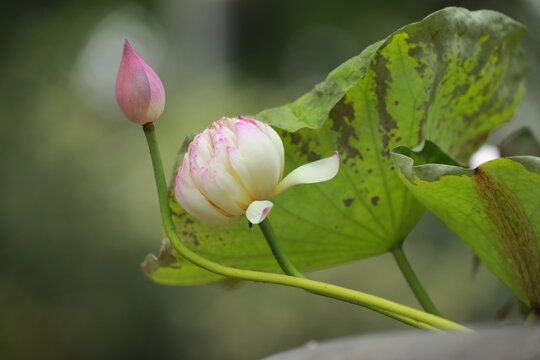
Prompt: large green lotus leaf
<box><xmin>143</xmin><ymin>7</ymin><xmax>527</xmax><ymax>285</ymax></box>
<box><xmin>392</xmin><ymin>142</ymin><xmax>540</xmax><ymax>309</ymax></box>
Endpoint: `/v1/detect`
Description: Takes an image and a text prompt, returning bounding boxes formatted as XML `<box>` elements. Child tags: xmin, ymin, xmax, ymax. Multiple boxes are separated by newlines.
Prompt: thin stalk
<box><xmin>258</xmin><ymin>218</ymin><xmax>305</xmax><ymax>278</ymax></box>
<box><xmin>143</xmin><ymin>124</ymin><xmax>469</xmax><ymax>332</ymax></box>
<box><xmin>258</xmin><ymin>217</ymin><xmax>438</xmax><ymax>330</ymax></box>
<box><xmin>392</xmin><ymin>244</ymin><xmax>441</xmax><ymax>316</ymax></box>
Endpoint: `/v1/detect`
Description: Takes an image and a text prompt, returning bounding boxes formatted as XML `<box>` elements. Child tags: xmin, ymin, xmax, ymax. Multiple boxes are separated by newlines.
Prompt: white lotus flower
<box><xmin>175</xmin><ymin>116</ymin><xmax>340</xmax><ymax>226</ymax></box>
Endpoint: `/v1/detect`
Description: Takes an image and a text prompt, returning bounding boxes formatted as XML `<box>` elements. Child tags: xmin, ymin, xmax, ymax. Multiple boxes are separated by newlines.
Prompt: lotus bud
<box><xmin>175</xmin><ymin>116</ymin><xmax>340</xmax><ymax>226</ymax></box>
<box><xmin>469</xmin><ymin>144</ymin><xmax>500</xmax><ymax>169</ymax></box>
<box><xmin>115</xmin><ymin>40</ymin><xmax>165</xmax><ymax>125</ymax></box>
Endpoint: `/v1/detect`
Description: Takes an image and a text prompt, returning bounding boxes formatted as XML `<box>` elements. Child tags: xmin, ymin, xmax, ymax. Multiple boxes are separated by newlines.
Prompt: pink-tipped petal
<box><xmin>245</xmin><ymin>200</ymin><xmax>273</xmax><ymax>224</ymax></box>
<box><xmin>275</xmin><ymin>151</ymin><xmax>340</xmax><ymax>196</ymax></box>
<box><xmin>195</xmin><ymin>130</ymin><xmax>214</xmax><ymax>163</ymax></box>
<box><xmin>115</xmin><ymin>40</ymin><xmax>165</xmax><ymax>125</ymax></box>
<box><xmin>175</xmin><ymin>162</ymin><xmax>238</xmax><ymax>226</ymax></box>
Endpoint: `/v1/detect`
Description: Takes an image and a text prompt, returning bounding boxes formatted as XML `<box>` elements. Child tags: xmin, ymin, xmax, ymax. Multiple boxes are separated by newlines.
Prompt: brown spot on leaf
<box><xmin>307</xmin><ymin>152</ymin><xmax>322</xmax><ymax>162</ymax></box>
<box><xmin>408</xmin><ymin>32</ymin><xmax>448</xmax><ymax>146</ymax></box>
<box><xmin>282</xmin><ymin>127</ymin><xmax>322</xmax><ymax>162</ymax></box>
<box><xmin>171</xmin><ymin>209</ymin><xmax>187</xmax><ymax>219</ymax></box>
<box><xmin>343</xmin><ymin>198</ymin><xmax>354</xmax><ymax>207</ymax></box>
<box><xmin>299</xmin><ymin>141</ymin><xmax>321</xmax><ymax>162</ymax></box>
<box><xmin>289</xmin><ymin>132</ymin><xmax>302</xmax><ymax>145</ymax></box>
<box><xmin>329</xmin><ymin>97</ymin><xmax>363</xmax><ymax>163</ymax></box>
<box><xmin>371</xmin><ymin>196</ymin><xmax>380</xmax><ymax>206</ymax></box>
<box><xmin>372</xmin><ymin>51</ymin><xmax>398</xmax><ymax>155</ymax></box>
<box><xmin>408</xmin><ymin>44</ymin><xmax>427</xmax><ymax>78</ymax></box>
<box><xmin>182</xmin><ymin>231</ymin><xmax>200</xmax><ymax>246</ymax></box>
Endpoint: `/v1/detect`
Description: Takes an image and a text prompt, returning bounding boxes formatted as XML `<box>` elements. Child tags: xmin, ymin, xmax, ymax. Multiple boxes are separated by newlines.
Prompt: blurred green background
<box><xmin>2</xmin><ymin>0</ymin><xmax>540</xmax><ymax>359</ymax></box>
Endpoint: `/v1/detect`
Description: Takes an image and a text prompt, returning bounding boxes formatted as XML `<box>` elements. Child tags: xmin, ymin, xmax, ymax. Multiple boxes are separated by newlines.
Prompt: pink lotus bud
<box><xmin>175</xmin><ymin>116</ymin><xmax>340</xmax><ymax>226</ymax></box>
<box><xmin>115</xmin><ymin>40</ymin><xmax>165</xmax><ymax>125</ymax></box>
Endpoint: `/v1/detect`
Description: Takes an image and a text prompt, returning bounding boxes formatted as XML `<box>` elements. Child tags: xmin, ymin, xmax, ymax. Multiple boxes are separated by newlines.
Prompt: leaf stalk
<box><xmin>392</xmin><ymin>244</ymin><xmax>441</xmax><ymax>316</ymax></box>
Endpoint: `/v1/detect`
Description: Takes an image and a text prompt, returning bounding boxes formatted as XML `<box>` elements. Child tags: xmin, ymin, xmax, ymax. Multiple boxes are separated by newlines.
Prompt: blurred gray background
<box><xmin>1</xmin><ymin>0</ymin><xmax>539</xmax><ymax>359</ymax></box>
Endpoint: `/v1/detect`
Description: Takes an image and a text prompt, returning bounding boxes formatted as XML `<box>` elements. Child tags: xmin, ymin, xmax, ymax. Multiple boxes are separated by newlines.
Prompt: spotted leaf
<box><xmin>143</xmin><ymin>8</ymin><xmax>527</xmax><ymax>285</ymax></box>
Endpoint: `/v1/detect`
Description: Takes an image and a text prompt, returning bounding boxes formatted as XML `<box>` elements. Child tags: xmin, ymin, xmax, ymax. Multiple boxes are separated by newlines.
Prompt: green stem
<box><xmin>392</xmin><ymin>244</ymin><xmax>441</xmax><ymax>316</ymax></box>
<box><xmin>258</xmin><ymin>218</ymin><xmax>305</xmax><ymax>278</ymax></box>
<box><xmin>258</xmin><ymin>217</ymin><xmax>439</xmax><ymax>330</ymax></box>
<box><xmin>142</xmin><ymin>124</ymin><xmax>468</xmax><ymax>332</ymax></box>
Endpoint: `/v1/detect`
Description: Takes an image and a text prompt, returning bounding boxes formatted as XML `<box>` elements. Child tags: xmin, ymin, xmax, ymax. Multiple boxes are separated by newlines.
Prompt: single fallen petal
<box><xmin>275</xmin><ymin>151</ymin><xmax>340</xmax><ymax>196</ymax></box>
<box><xmin>246</xmin><ymin>200</ymin><xmax>274</xmax><ymax>224</ymax></box>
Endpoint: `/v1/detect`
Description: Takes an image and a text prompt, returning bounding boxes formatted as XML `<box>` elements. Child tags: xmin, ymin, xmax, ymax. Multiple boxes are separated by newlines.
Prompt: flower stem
<box><xmin>257</xmin><ymin>218</ymin><xmax>442</xmax><ymax>330</ymax></box>
<box><xmin>392</xmin><ymin>244</ymin><xmax>441</xmax><ymax>316</ymax></box>
<box><xmin>258</xmin><ymin>218</ymin><xmax>305</xmax><ymax>278</ymax></box>
<box><xmin>142</xmin><ymin>124</ymin><xmax>469</xmax><ymax>332</ymax></box>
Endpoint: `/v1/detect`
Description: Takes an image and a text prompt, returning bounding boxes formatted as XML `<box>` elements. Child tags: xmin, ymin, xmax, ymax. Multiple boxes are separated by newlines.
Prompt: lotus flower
<box><xmin>115</xmin><ymin>40</ymin><xmax>165</xmax><ymax>125</ymax></box>
<box><xmin>175</xmin><ymin>116</ymin><xmax>340</xmax><ymax>225</ymax></box>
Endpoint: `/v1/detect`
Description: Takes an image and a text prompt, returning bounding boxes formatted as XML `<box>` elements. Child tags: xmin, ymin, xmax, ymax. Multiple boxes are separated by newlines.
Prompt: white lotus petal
<box><xmin>219</xmin><ymin>116</ymin><xmax>236</xmax><ymax>133</ymax></box>
<box><xmin>275</xmin><ymin>151</ymin><xmax>340</xmax><ymax>196</ymax></box>
<box><xmin>469</xmin><ymin>144</ymin><xmax>500</xmax><ymax>169</ymax></box>
<box><xmin>194</xmin><ymin>130</ymin><xmax>213</xmax><ymax>163</ymax></box>
<box><xmin>235</xmin><ymin>121</ymin><xmax>281</xmax><ymax>199</ymax></box>
<box><xmin>246</xmin><ymin>200</ymin><xmax>273</xmax><ymax>224</ymax></box>
<box><xmin>175</xmin><ymin>163</ymin><xmax>238</xmax><ymax>226</ymax></box>
<box><xmin>228</xmin><ymin>146</ymin><xmax>257</xmax><ymax>199</ymax></box>
<box><xmin>209</xmin><ymin>136</ymin><xmax>234</xmax><ymax>174</ymax></box>
<box><xmin>188</xmin><ymin>144</ymin><xmax>206</xmax><ymax>170</ymax></box>
<box><xmin>199</xmin><ymin>169</ymin><xmax>247</xmax><ymax>215</ymax></box>
<box><xmin>214</xmin><ymin>121</ymin><xmax>237</xmax><ymax>142</ymax></box>
<box><xmin>239</xmin><ymin>116</ymin><xmax>285</xmax><ymax>178</ymax></box>
<box><xmin>215</xmin><ymin>170</ymin><xmax>252</xmax><ymax>209</ymax></box>
<box><xmin>211</xmin><ymin>124</ymin><xmax>235</xmax><ymax>149</ymax></box>
<box><xmin>265</xmin><ymin>128</ymin><xmax>285</xmax><ymax>179</ymax></box>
